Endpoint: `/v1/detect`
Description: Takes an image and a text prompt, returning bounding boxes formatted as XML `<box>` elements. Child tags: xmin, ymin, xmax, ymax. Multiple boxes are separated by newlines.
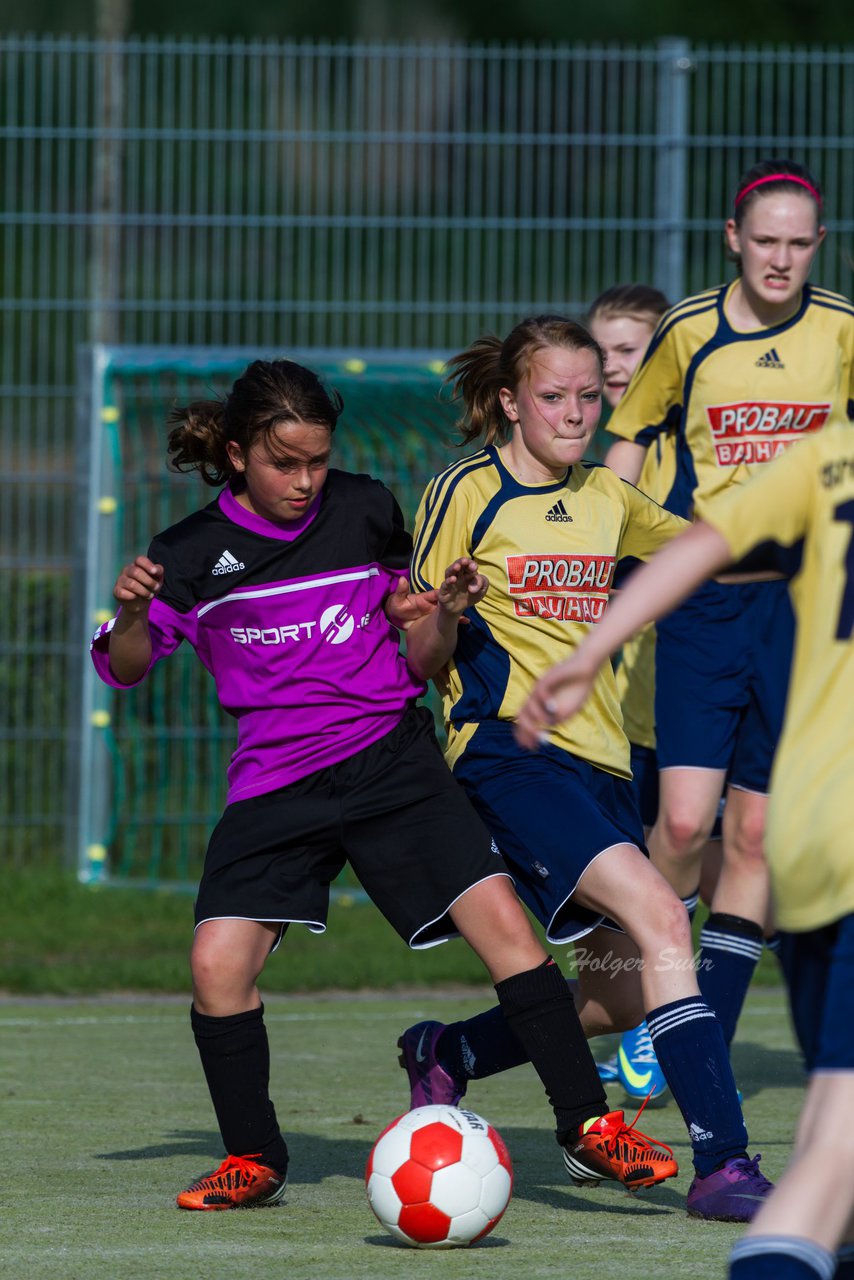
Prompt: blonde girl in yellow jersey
<box><xmin>604</xmin><ymin>159</ymin><xmax>854</xmax><ymax>1055</ymax></box>
<box><xmin>587</xmin><ymin>284</ymin><xmax>685</xmax><ymax>1099</ymax></box>
<box><xmin>590</xmin><ymin>285</ymin><xmax>673</xmax><ymax>836</ymax></box>
<box><xmin>398</xmin><ymin>314</ymin><xmax>771</xmax><ymax>1221</ymax></box>
<box><xmin>518</xmin><ymin>418</ymin><xmax>854</xmax><ymax>1280</ymax></box>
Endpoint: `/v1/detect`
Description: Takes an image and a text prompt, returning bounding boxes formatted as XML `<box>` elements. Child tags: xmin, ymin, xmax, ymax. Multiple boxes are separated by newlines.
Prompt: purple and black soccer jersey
<box><xmin>90</xmin><ymin>471</ymin><xmax>426</xmax><ymax>804</ymax></box>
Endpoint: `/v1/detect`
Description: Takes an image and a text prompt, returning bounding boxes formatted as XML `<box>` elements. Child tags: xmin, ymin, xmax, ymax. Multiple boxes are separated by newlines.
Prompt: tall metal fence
<box><xmin>3</xmin><ymin>34</ymin><xmax>853</xmax><ymax>869</ymax></box>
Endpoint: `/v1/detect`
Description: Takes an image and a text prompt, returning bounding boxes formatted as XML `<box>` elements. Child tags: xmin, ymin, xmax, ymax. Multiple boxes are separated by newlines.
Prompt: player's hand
<box><xmin>514</xmin><ymin>655</ymin><xmax>597</xmax><ymax>751</ymax></box>
<box><xmin>384</xmin><ymin>577</ymin><xmax>439</xmax><ymax>631</ymax></box>
<box><xmin>437</xmin><ymin>558</ymin><xmax>489</xmax><ymax>617</ymax></box>
<box><xmin>113</xmin><ymin>556</ymin><xmax>164</xmax><ymax>612</ymax></box>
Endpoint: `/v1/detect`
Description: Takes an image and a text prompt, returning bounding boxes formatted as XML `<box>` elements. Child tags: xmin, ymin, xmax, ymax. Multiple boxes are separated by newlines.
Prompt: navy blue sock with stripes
<box><xmin>698</xmin><ymin>912</ymin><xmax>765</xmax><ymax>1046</ymax></box>
<box><xmin>438</xmin><ymin>1006</ymin><xmax>529</xmax><ymax>1082</ymax></box>
<box><xmin>764</xmin><ymin>931</ymin><xmax>783</xmax><ymax>961</ymax></box>
<box><xmin>729</xmin><ymin>1236</ymin><xmax>836</xmax><ymax>1279</ymax></box>
<box><xmin>646</xmin><ymin>996</ymin><xmax>747</xmax><ymax>1176</ymax></box>
<box><xmin>682</xmin><ymin>889</ymin><xmax>700</xmax><ymax>923</ymax></box>
<box><xmin>610</xmin><ymin>890</ymin><xmax>701</xmax><ymax>1072</ymax></box>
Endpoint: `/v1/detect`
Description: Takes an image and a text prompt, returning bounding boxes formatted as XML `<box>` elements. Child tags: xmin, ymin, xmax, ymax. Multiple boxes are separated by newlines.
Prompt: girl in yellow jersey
<box><xmin>518</xmin><ymin>418</ymin><xmax>854</xmax><ymax>1280</ymax></box>
<box><xmin>605</xmin><ymin>159</ymin><xmax>854</xmax><ymax>1054</ymax></box>
<box><xmin>588</xmin><ymin>284</ymin><xmax>685</xmax><ymax>1099</ymax></box>
<box><xmin>590</xmin><ymin>284</ymin><xmax>674</xmax><ymax>834</ymax></box>
<box><xmin>398</xmin><ymin>315</ymin><xmax>771</xmax><ymax>1222</ymax></box>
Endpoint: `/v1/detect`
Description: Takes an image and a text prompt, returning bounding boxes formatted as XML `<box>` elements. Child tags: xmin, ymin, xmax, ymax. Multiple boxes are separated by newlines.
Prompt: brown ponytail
<box><xmin>167</xmin><ymin>400</ymin><xmax>231</xmax><ymax>487</ymax></box>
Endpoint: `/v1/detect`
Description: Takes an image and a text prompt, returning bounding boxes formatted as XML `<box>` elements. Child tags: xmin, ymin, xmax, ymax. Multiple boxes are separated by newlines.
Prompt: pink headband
<box><xmin>735</xmin><ymin>173</ymin><xmax>822</xmax><ymax>208</ymax></box>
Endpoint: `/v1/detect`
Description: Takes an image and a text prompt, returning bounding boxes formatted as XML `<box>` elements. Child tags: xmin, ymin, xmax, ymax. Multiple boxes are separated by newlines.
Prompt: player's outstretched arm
<box><xmin>403</xmin><ymin>557</ymin><xmax>488</xmax><ymax>680</ymax></box>
<box><xmin>514</xmin><ymin>521</ymin><xmax>732</xmax><ymax>750</ymax></box>
<box><xmin>108</xmin><ymin>554</ymin><xmax>164</xmax><ymax>684</ymax></box>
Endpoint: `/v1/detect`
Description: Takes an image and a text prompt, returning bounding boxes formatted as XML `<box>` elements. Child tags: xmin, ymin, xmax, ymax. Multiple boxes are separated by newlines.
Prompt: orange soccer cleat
<box><xmin>176</xmin><ymin>1153</ymin><xmax>288</xmax><ymax>1210</ymax></box>
<box><xmin>561</xmin><ymin>1098</ymin><xmax>678</xmax><ymax>1191</ymax></box>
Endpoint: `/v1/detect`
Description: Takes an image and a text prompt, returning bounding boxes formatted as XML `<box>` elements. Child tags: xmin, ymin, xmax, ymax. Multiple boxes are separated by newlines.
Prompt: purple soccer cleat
<box><xmin>687</xmin><ymin>1154</ymin><xmax>773</xmax><ymax>1222</ymax></box>
<box><xmin>397</xmin><ymin>1020</ymin><xmax>467</xmax><ymax>1108</ymax></box>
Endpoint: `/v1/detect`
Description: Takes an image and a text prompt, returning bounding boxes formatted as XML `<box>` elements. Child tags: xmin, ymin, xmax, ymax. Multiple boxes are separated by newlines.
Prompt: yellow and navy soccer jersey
<box><xmin>411</xmin><ymin>444</ymin><xmax>685</xmax><ymax>777</ymax></box>
<box><xmin>696</xmin><ymin>420</ymin><xmax>854</xmax><ymax>931</ymax></box>
<box><xmin>615</xmin><ymin>429</ymin><xmax>678</xmax><ymax>750</ymax></box>
<box><xmin>608</xmin><ymin>281</ymin><xmax>854</xmax><ymax>518</ymax></box>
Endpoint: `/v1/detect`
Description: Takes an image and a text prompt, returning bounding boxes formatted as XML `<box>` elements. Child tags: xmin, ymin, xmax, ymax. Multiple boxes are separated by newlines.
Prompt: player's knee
<box><xmin>641</xmin><ymin>889</ymin><xmax>693</xmax><ymax>954</ymax></box>
<box><xmin>189</xmin><ymin>944</ymin><xmax>223</xmax><ymax>1000</ymax></box>
<box><xmin>725</xmin><ymin>808</ymin><xmax>767</xmax><ymax>865</ymax></box>
<box><xmin>658</xmin><ymin>806</ymin><xmax>712</xmax><ymax>858</ymax></box>
<box><xmin>190</xmin><ymin>936</ymin><xmax>257</xmax><ymax>1005</ymax></box>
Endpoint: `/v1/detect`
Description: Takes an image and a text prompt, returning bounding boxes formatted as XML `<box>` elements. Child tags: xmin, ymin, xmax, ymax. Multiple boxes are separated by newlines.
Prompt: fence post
<box><xmin>92</xmin><ymin>2</ymin><xmax>128</xmax><ymax>345</ymax></box>
<box><xmin>654</xmin><ymin>37</ymin><xmax>693</xmax><ymax>303</ymax></box>
<box><xmin>75</xmin><ymin>345</ymin><xmax>118</xmax><ymax>882</ymax></box>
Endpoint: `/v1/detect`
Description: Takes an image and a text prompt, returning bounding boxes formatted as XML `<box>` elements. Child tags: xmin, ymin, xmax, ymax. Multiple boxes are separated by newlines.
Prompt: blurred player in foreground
<box><xmin>400</xmin><ymin>314</ymin><xmax>771</xmax><ymax>1221</ymax></box>
<box><xmin>516</xmin><ymin>418</ymin><xmax>854</xmax><ymax>1279</ymax></box>
<box><xmin>90</xmin><ymin>357</ymin><xmax>631</xmax><ymax>1213</ymax></box>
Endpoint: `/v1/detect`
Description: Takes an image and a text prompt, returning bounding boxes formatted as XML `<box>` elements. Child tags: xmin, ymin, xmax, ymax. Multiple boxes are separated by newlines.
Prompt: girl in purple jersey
<box><xmin>92</xmin><ymin>356</ymin><xmax>651</xmax><ymax>1213</ymax></box>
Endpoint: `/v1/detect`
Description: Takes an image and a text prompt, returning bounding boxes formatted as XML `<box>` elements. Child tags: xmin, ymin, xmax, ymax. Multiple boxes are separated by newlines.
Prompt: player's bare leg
<box><xmin>573</xmin><ymin>843</ymin><xmax>696</xmax><ymax>1009</ymax></box>
<box><xmin>447</xmin><ymin>875</ymin><xmax>546</xmax><ymax>983</ymax></box>
<box><xmin>647</xmin><ymin>765</ymin><xmax>726</xmax><ymax>898</ymax></box>
<box><xmin>191</xmin><ymin>918</ymin><xmax>279</xmax><ymax>1015</ymax></box>
<box><xmin>696</xmin><ymin>786</ymin><xmax>769</xmax><ymax>1048</ymax></box>
<box><xmin>572</xmin><ymin>925</ymin><xmax>646</xmax><ymax>1037</ymax></box>
<box><xmin>714</xmin><ymin>786</ymin><xmax>771</xmax><ymax>925</ymax></box>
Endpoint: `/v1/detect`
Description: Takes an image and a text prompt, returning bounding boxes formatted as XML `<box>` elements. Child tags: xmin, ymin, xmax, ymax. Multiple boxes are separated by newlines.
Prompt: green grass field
<box><xmin>1</xmin><ymin>988</ymin><xmax>802</xmax><ymax>1280</ymax></box>
<box><xmin>0</xmin><ymin>869</ymin><xmax>781</xmax><ymax>995</ymax></box>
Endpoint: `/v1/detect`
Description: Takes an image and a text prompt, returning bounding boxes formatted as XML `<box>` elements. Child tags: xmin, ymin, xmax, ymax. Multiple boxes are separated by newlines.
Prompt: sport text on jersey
<box><xmin>229</xmin><ymin>604</ymin><xmax>371</xmax><ymax>647</ymax></box>
<box><xmin>706</xmin><ymin>401</ymin><xmax>831</xmax><ymax>466</ymax></box>
<box><xmin>506</xmin><ymin>554</ymin><xmax>615</xmax><ymax>623</ymax></box>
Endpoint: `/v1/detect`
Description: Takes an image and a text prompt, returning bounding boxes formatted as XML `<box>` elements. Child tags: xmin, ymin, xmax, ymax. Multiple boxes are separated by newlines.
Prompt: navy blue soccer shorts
<box><xmin>779</xmin><ymin>914</ymin><xmax>854</xmax><ymax>1072</ymax></box>
<box><xmin>629</xmin><ymin>742</ymin><xmax>659</xmax><ymax>829</ymax></box>
<box><xmin>452</xmin><ymin>721</ymin><xmax>646</xmax><ymax>944</ymax></box>
<box><xmin>195</xmin><ymin>706</ymin><xmax>510</xmax><ymax>950</ymax></box>
<box><xmin>654</xmin><ymin>577</ymin><xmax>795</xmax><ymax>793</ymax></box>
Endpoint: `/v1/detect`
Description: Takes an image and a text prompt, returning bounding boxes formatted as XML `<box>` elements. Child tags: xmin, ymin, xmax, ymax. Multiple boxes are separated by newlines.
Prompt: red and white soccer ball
<box><xmin>365</xmin><ymin>1104</ymin><xmax>513</xmax><ymax>1248</ymax></box>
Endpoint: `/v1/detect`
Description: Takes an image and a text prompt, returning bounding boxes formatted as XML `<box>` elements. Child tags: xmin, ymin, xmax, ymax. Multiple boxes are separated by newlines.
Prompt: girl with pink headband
<box><xmin>599</xmin><ymin>157</ymin><xmax>854</xmax><ymax>1087</ymax></box>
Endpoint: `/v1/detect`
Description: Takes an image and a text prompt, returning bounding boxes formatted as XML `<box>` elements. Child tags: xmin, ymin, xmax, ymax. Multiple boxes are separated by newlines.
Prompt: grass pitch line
<box><xmin>0</xmin><ymin>1008</ymin><xmax>422</xmax><ymax>1030</ymax></box>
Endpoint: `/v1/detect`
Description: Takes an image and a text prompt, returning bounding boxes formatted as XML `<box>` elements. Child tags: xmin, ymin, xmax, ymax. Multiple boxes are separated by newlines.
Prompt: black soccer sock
<box><xmin>191</xmin><ymin>1003</ymin><xmax>289</xmax><ymax>1174</ymax></box>
<box><xmin>494</xmin><ymin>957</ymin><xmax>607</xmax><ymax>1143</ymax></box>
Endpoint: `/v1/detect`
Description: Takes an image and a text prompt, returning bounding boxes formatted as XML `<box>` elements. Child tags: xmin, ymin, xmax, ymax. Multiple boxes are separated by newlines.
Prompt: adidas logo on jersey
<box><xmin>755</xmin><ymin>347</ymin><xmax>785</xmax><ymax>369</ymax></box>
<box><xmin>545</xmin><ymin>499</ymin><xmax>573</xmax><ymax>523</ymax></box>
<box><xmin>212</xmin><ymin>549</ymin><xmax>246</xmax><ymax>576</ymax></box>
